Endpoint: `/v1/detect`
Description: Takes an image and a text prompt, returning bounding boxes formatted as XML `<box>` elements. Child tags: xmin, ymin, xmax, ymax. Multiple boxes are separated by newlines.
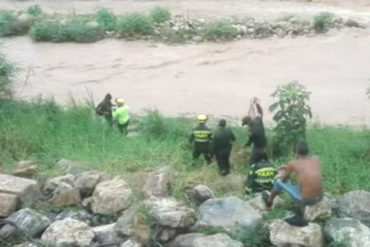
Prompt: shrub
<box><xmin>313</xmin><ymin>12</ymin><xmax>334</xmax><ymax>33</ymax></box>
<box><xmin>29</xmin><ymin>19</ymin><xmax>60</xmax><ymax>41</ymax></box>
<box><xmin>117</xmin><ymin>13</ymin><xmax>153</xmax><ymax>37</ymax></box>
<box><xmin>0</xmin><ymin>52</ymin><xmax>15</xmax><ymax>99</ymax></box>
<box><xmin>27</xmin><ymin>5</ymin><xmax>43</xmax><ymax>17</ymax></box>
<box><xmin>149</xmin><ymin>7</ymin><xmax>171</xmax><ymax>24</ymax></box>
<box><xmin>0</xmin><ymin>10</ymin><xmax>17</xmax><ymax>36</ymax></box>
<box><xmin>95</xmin><ymin>9</ymin><xmax>117</xmax><ymax>31</ymax></box>
<box><xmin>203</xmin><ymin>20</ymin><xmax>237</xmax><ymax>41</ymax></box>
<box><xmin>269</xmin><ymin>81</ymin><xmax>312</xmax><ymax>156</ymax></box>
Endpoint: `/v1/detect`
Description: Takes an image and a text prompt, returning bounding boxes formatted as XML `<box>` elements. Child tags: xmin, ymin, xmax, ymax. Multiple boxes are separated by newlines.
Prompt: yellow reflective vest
<box><xmin>112</xmin><ymin>105</ymin><xmax>130</xmax><ymax>125</ymax></box>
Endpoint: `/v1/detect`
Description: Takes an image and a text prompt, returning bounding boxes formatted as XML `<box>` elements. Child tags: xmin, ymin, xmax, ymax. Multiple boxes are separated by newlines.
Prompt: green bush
<box><xmin>95</xmin><ymin>9</ymin><xmax>117</xmax><ymax>31</ymax></box>
<box><xmin>149</xmin><ymin>7</ymin><xmax>171</xmax><ymax>24</ymax></box>
<box><xmin>29</xmin><ymin>19</ymin><xmax>60</xmax><ymax>41</ymax></box>
<box><xmin>0</xmin><ymin>10</ymin><xmax>17</xmax><ymax>36</ymax></box>
<box><xmin>27</xmin><ymin>5</ymin><xmax>43</xmax><ymax>17</ymax></box>
<box><xmin>117</xmin><ymin>13</ymin><xmax>153</xmax><ymax>37</ymax></box>
<box><xmin>313</xmin><ymin>12</ymin><xmax>334</xmax><ymax>33</ymax></box>
<box><xmin>0</xmin><ymin>52</ymin><xmax>15</xmax><ymax>99</ymax></box>
<box><xmin>203</xmin><ymin>20</ymin><xmax>237</xmax><ymax>41</ymax></box>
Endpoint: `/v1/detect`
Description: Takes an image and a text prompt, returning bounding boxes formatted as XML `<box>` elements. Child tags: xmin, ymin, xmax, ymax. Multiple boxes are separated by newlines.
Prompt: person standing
<box><xmin>96</xmin><ymin>93</ymin><xmax>114</xmax><ymax>125</ymax></box>
<box><xmin>212</xmin><ymin>119</ymin><xmax>236</xmax><ymax>176</ymax></box>
<box><xmin>189</xmin><ymin>115</ymin><xmax>213</xmax><ymax>164</ymax></box>
<box><xmin>112</xmin><ymin>98</ymin><xmax>130</xmax><ymax>135</ymax></box>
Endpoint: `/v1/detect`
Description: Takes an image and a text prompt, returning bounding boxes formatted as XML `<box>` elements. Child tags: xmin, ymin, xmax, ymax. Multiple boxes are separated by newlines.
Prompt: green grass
<box><xmin>0</xmin><ymin>10</ymin><xmax>17</xmax><ymax>36</ymax></box>
<box><xmin>0</xmin><ymin>51</ymin><xmax>15</xmax><ymax>98</ymax></box>
<box><xmin>117</xmin><ymin>13</ymin><xmax>153</xmax><ymax>37</ymax></box>
<box><xmin>203</xmin><ymin>20</ymin><xmax>237</xmax><ymax>41</ymax></box>
<box><xmin>95</xmin><ymin>9</ymin><xmax>117</xmax><ymax>32</ymax></box>
<box><xmin>313</xmin><ymin>12</ymin><xmax>334</xmax><ymax>33</ymax></box>
<box><xmin>149</xmin><ymin>7</ymin><xmax>171</xmax><ymax>24</ymax></box>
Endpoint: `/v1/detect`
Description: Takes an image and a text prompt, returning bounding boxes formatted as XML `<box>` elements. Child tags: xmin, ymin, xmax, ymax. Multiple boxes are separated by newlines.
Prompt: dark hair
<box><xmin>242</xmin><ymin>116</ymin><xmax>252</xmax><ymax>126</ymax></box>
<box><xmin>219</xmin><ymin>119</ymin><xmax>227</xmax><ymax>128</ymax></box>
<box><xmin>255</xmin><ymin>149</ymin><xmax>268</xmax><ymax>163</ymax></box>
<box><xmin>104</xmin><ymin>93</ymin><xmax>112</xmax><ymax>101</ymax></box>
<box><xmin>297</xmin><ymin>140</ymin><xmax>309</xmax><ymax>156</ymax></box>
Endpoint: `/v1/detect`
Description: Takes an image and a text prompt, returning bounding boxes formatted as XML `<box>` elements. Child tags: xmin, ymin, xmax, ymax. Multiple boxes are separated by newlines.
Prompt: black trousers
<box><xmin>250</xmin><ymin>147</ymin><xmax>266</xmax><ymax>165</ymax></box>
<box><xmin>118</xmin><ymin>120</ymin><xmax>129</xmax><ymax>136</ymax></box>
<box><xmin>215</xmin><ymin>149</ymin><xmax>231</xmax><ymax>176</ymax></box>
<box><xmin>193</xmin><ymin>143</ymin><xmax>212</xmax><ymax>164</ymax></box>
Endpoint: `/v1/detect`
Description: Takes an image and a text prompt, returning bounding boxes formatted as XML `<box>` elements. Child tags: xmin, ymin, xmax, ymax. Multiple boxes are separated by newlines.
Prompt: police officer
<box><xmin>213</xmin><ymin>119</ymin><xmax>236</xmax><ymax>176</ymax></box>
<box><xmin>189</xmin><ymin>115</ymin><xmax>212</xmax><ymax>164</ymax></box>
<box><xmin>112</xmin><ymin>98</ymin><xmax>130</xmax><ymax>135</ymax></box>
<box><xmin>245</xmin><ymin>149</ymin><xmax>277</xmax><ymax>196</ymax></box>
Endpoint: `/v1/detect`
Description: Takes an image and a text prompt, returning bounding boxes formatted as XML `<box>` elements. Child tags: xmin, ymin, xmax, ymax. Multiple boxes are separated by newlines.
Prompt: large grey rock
<box><xmin>0</xmin><ymin>193</ymin><xmax>18</xmax><ymax>217</ymax></box>
<box><xmin>336</xmin><ymin>190</ymin><xmax>370</xmax><ymax>227</ymax></box>
<box><xmin>192</xmin><ymin>185</ymin><xmax>214</xmax><ymax>204</ymax></box>
<box><xmin>12</xmin><ymin>160</ymin><xmax>37</xmax><ymax>178</ymax></box>
<box><xmin>142</xmin><ymin>169</ymin><xmax>171</xmax><ymax>198</ymax></box>
<box><xmin>269</xmin><ymin>219</ymin><xmax>323</xmax><ymax>247</ymax></box>
<box><xmin>304</xmin><ymin>196</ymin><xmax>333</xmax><ymax>221</ymax></box>
<box><xmin>248</xmin><ymin>192</ymin><xmax>282</xmax><ymax>212</ymax></box>
<box><xmin>324</xmin><ymin>218</ymin><xmax>370</xmax><ymax>247</ymax></box>
<box><xmin>55</xmin><ymin>209</ymin><xmax>94</xmax><ymax>225</ymax></box>
<box><xmin>0</xmin><ymin>174</ymin><xmax>39</xmax><ymax>205</ymax></box>
<box><xmin>121</xmin><ymin>238</ymin><xmax>143</xmax><ymax>247</ymax></box>
<box><xmin>158</xmin><ymin>227</ymin><xmax>177</xmax><ymax>242</ymax></box>
<box><xmin>146</xmin><ymin>197</ymin><xmax>196</xmax><ymax>228</ymax></box>
<box><xmin>196</xmin><ymin>197</ymin><xmax>262</xmax><ymax>233</ymax></box>
<box><xmin>0</xmin><ymin>208</ymin><xmax>50</xmax><ymax>238</ymax></box>
<box><xmin>42</xmin><ymin>174</ymin><xmax>75</xmax><ymax>197</ymax></box>
<box><xmin>91</xmin><ymin>178</ymin><xmax>133</xmax><ymax>215</ymax></box>
<box><xmin>50</xmin><ymin>182</ymin><xmax>81</xmax><ymax>207</ymax></box>
<box><xmin>168</xmin><ymin>233</ymin><xmax>244</xmax><ymax>247</ymax></box>
<box><xmin>74</xmin><ymin>171</ymin><xmax>102</xmax><ymax>197</ymax></box>
<box><xmin>41</xmin><ymin>218</ymin><xmax>95</xmax><ymax>247</ymax></box>
<box><xmin>93</xmin><ymin>223</ymin><xmax>125</xmax><ymax>245</ymax></box>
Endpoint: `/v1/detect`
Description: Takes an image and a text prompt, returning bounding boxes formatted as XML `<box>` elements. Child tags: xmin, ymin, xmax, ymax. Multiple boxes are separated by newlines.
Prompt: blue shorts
<box><xmin>273</xmin><ymin>179</ymin><xmax>322</xmax><ymax>206</ymax></box>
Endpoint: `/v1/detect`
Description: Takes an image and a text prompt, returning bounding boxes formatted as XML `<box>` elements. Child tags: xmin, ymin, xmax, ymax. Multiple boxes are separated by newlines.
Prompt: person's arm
<box><xmin>279</xmin><ymin>163</ymin><xmax>294</xmax><ymax>182</ymax></box>
<box><xmin>256</xmin><ymin>103</ymin><xmax>263</xmax><ymax>118</ymax></box>
<box><xmin>245</xmin><ymin>165</ymin><xmax>256</xmax><ymax>194</ymax></box>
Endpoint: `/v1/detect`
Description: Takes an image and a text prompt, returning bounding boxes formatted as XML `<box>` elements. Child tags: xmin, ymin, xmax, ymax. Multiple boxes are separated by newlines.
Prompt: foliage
<box><xmin>202</xmin><ymin>20</ymin><xmax>237</xmax><ymax>41</ymax></box>
<box><xmin>313</xmin><ymin>12</ymin><xmax>334</xmax><ymax>33</ymax></box>
<box><xmin>0</xmin><ymin>10</ymin><xmax>17</xmax><ymax>36</ymax></box>
<box><xmin>0</xmin><ymin>52</ymin><xmax>15</xmax><ymax>99</ymax></box>
<box><xmin>27</xmin><ymin>5</ymin><xmax>43</xmax><ymax>17</ymax></box>
<box><xmin>269</xmin><ymin>81</ymin><xmax>312</xmax><ymax>156</ymax></box>
<box><xmin>149</xmin><ymin>7</ymin><xmax>171</xmax><ymax>24</ymax></box>
<box><xmin>117</xmin><ymin>13</ymin><xmax>153</xmax><ymax>37</ymax></box>
<box><xmin>95</xmin><ymin>9</ymin><xmax>117</xmax><ymax>31</ymax></box>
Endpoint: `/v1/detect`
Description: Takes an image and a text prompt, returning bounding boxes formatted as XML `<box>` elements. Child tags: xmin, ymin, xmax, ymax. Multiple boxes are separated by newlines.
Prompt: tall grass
<box><xmin>313</xmin><ymin>12</ymin><xmax>334</xmax><ymax>33</ymax></box>
<box><xmin>203</xmin><ymin>20</ymin><xmax>237</xmax><ymax>41</ymax></box>
<box><xmin>117</xmin><ymin>13</ymin><xmax>153</xmax><ymax>37</ymax></box>
<box><xmin>0</xmin><ymin>51</ymin><xmax>15</xmax><ymax>99</ymax></box>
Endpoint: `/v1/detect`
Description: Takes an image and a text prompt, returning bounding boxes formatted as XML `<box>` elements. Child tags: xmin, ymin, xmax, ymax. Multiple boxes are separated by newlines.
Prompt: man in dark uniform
<box><xmin>96</xmin><ymin>93</ymin><xmax>114</xmax><ymax>126</ymax></box>
<box><xmin>212</xmin><ymin>119</ymin><xmax>236</xmax><ymax>176</ymax></box>
<box><xmin>245</xmin><ymin>149</ymin><xmax>277</xmax><ymax>195</ymax></box>
<box><xmin>189</xmin><ymin>115</ymin><xmax>213</xmax><ymax>164</ymax></box>
<box><xmin>242</xmin><ymin>100</ymin><xmax>267</xmax><ymax>164</ymax></box>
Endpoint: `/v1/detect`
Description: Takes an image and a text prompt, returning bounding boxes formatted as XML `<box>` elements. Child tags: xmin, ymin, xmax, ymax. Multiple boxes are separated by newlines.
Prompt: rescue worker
<box><xmin>242</xmin><ymin>99</ymin><xmax>267</xmax><ymax>164</ymax></box>
<box><xmin>212</xmin><ymin>119</ymin><xmax>236</xmax><ymax>176</ymax></box>
<box><xmin>96</xmin><ymin>93</ymin><xmax>114</xmax><ymax>125</ymax></box>
<box><xmin>112</xmin><ymin>98</ymin><xmax>130</xmax><ymax>135</ymax></box>
<box><xmin>189</xmin><ymin>115</ymin><xmax>212</xmax><ymax>164</ymax></box>
<box><xmin>245</xmin><ymin>149</ymin><xmax>277</xmax><ymax>196</ymax></box>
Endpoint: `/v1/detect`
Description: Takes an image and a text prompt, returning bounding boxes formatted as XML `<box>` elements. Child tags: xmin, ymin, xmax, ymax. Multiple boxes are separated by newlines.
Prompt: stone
<box><xmin>12</xmin><ymin>160</ymin><xmax>37</xmax><ymax>178</ymax></box>
<box><xmin>93</xmin><ymin>223</ymin><xmax>125</xmax><ymax>245</ymax></box>
<box><xmin>248</xmin><ymin>192</ymin><xmax>282</xmax><ymax>212</ymax></box>
<box><xmin>0</xmin><ymin>208</ymin><xmax>50</xmax><ymax>238</ymax></box>
<box><xmin>56</xmin><ymin>159</ymin><xmax>86</xmax><ymax>175</ymax></box>
<box><xmin>304</xmin><ymin>196</ymin><xmax>333</xmax><ymax>221</ymax></box>
<box><xmin>324</xmin><ymin>218</ymin><xmax>370</xmax><ymax>247</ymax></box>
<box><xmin>192</xmin><ymin>185</ymin><xmax>214</xmax><ymax>204</ymax></box>
<box><xmin>0</xmin><ymin>193</ymin><xmax>18</xmax><ymax>217</ymax></box>
<box><xmin>336</xmin><ymin>190</ymin><xmax>370</xmax><ymax>227</ymax></box>
<box><xmin>269</xmin><ymin>219</ymin><xmax>323</xmax><ymax>247</ymax></box>
<box><xmin>168</xmin><ymin>233</ymin><xmax>244</xmax><ymax>247</ymax></box>
<box><xmin>158</xmin><ymin>227</ymin><xmax>177</xmax><ymax>242</ymax></box>
<box><xmin>91</xmin><ymin>178</ymin><xmax>133</xmax><ymax>215</ymax></box>
<box><xmin>142</xmin><ymin>169</ymin><xmax>171</xmax><ymax>198</ymax></box>
<box><xmin>196</xmin><ymin>197</ymin><xmax>263</xmax><ymax>234</ymax></box>
<box><xmin>41</xmin><ymin>218</ymin><xmax>95</xmax><ymax>247</ymax></box>
<box><xmin>146</xmin><ymin>197</ymin><xmax>196</xmax><ymax>228</ymax></box>
<box><xmin>121</xmin><ymin>238</ymin><xmax>143</xmax><ymax>247</ymax></box>
<box><xmin>192</xmin><ymin>36</ymin><xmax>203</xmax><ymax>42</ymax></box>
<box><xmin>74</xmin><ymin>171</ymin><xmax>102</xmax><ymax>197</ymax></box>
<box><xmin>42</xmin><ymin>174</ymin><xmax>75</xmax><ymax>196</ymax></box>
<box><xmin>49</xmin><ymin>182</ymin><xmax>81</xmax><ymax>207</ymax></box>
<box><xmin>0</xmin><ymin>174</ymin><xmax>39</xmax><ymax>205</ymax></box>
<box><xmin>55</xmin><ymin>209</ymin><xmax>94</xmax><ymax>225</ymax></box>
<box><xmin>345</xmin><ymin>19</ymin><xmax>362</xmax><ymax>28</ymax></box>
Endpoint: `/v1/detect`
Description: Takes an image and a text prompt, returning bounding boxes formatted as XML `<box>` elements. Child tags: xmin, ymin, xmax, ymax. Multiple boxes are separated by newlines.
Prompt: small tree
<box><xmin>269</xmin><ymin>81</ymin><xmax>312</xmax><ymax>156</ymax></box>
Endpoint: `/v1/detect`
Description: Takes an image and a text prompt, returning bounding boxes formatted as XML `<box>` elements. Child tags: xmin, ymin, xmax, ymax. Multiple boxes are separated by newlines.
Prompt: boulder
<box><xmin>0</xmin><ymin>174</ymin><xmax>39</xmax><ymax>205</ymax></box>
<box><xmin>158</xmin><ymin>227</ymin><xmax>177</xmax><ymax>242</ymax></box>
<box><xmin>142</xmin><ymin>169</ymin><xmax>171</xmax><ymax>198</ymax></box>
<box><xmin>168</xmin><ymin>233</ymin><xmax>244</xmax><ymax>247</ymax></box>
<box><xmin>146</xmin><ymin>197</ymin><xmax>196</xmax><ymax>228</ymax></box>
<box><xmin>121</xmin><ymin>238</ymin><xmax>143</xmax><ymax>247</ymax></box>
<box><xmin>74</xmin><ymin>171</ymin><xmax>102</xmax><ymax>197</ymax></box>
<box><xmin>0</xmin><ymin>208</ymin><xmax>50</xmax><ymax>238</ymax></box>
<box><xmin>49</xmin><ymin>181</ymin><xmax>81</xmax><ymax>207</ymax></box>
<box><xmin>269</xmin><ymin>219</ymin><xmax>323</xmax><ymax>247</ymax></box>
<box><xmin>324</xmin><ymin>218</ymin><xmax>370</xmax><ymax>247</ymax></box>
<box><xmin>55</xmin><ymin>209</ymin><xmax>94</xmax><ymax>225</ymax></box>
<box><xmin>91</xmin><ymin>178</ymin><xmax>133</xmax><ymax>215</ymax></box>
<box><xmin>248</xmin><ymin>192</ymin><xmax>282</xmax><ymax>212</ymax></box>
<box><xmin>93</xmin><ymin>223</ymin><xmax>125</xmax><ymax>245</ymax></box>
<box><xmin>192</xmin><ymin>185</ymin><xmax>214</xmax><ymax>204</ymax></box>
<box><xmin>336</xmin><ymin>190</ymin><xmax>370</xmax><ymax>227</ymax></box>
<box><xmin>0</xmin><ymin>193</ymin><xmax>18</xmax><ymax>217</ymax></box>
<box><xmin>304</xmin><ymin>196</ymin><xmax>333</xmax><ymax>221</ymax></box>
<box><xmin>196</xmin><ymin>197</ymin><xmax>263</xmax><ymax>233</ymax></box>
<box><xmin>42</xmin><ymin>174</ymin><xmax>75</xmax><ymax>195</ymax></box>
<box><xmin>41</xmin><ymin>218</ymin><xmax>95</xmax><ymax>247</ymax></box>
<box><xmin>12</xmin><ymin>160</ymin><xmax>37</xmax><ymax>178</ymax></box>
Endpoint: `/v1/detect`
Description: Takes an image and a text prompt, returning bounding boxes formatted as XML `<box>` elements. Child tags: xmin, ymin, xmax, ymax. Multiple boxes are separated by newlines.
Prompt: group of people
<box><xmin>189</xmin><ymin>99</ymin><xmax>323</xmax><ymax>227</ymax></box>
<box><xmin>95</xmin><ymin>93</ymin><xmax>130</xmax><ymax>135</ymax></box>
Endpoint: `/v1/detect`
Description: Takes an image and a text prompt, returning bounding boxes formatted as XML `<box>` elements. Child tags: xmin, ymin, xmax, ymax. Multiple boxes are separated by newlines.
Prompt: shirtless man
<box><xmin>262</xmin><ymin>140</ymin><xmax>323</xmax><ymax>225</ymax></box>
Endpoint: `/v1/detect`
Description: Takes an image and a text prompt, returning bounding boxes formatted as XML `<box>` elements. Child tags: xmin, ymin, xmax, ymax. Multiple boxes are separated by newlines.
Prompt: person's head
<box><xmin>197</xmin><ymin>114</ymin><xmax>208</xmax><ymax>125</ymax></box>
<box><xmin>297</xmin><ymin>140</ymin><xmax>309</xmax><ymax>157</ymax></box>
<box><xmin>254</xmin><ymin>149</ymin><xmax>268</xmax><ymax>163</ymax></box>
<box><xmin>104</xmin><ymin>93</ymin><xmax>112</xmax><ymax>101</ymax></box>
<box><xmin>242</xmin><ymin>116</ymin><xmax>252</xmax><ymax>127</ymax></box>
<box><xmin>115</xmin><ymin>98</ymin><xmax>125</xmax><ymax>106</ymax></box>
<box><xmin>219</xmin><ymin>119</ymin><xmax>227</xmax><ymax>128</ymax></box>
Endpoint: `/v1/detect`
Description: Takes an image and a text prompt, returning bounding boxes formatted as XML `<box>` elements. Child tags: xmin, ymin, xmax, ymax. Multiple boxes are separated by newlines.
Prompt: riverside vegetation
<box><xmin>0</xmin><ymin>6</ymin><xmax>367</xmax><ymax>44</ymax></box>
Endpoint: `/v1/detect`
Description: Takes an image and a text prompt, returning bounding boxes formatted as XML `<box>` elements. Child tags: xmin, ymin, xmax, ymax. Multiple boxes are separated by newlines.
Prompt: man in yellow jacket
<box><xmin>112</xmin><ymin>98</ymin><xmax>130</xmax><ymax>135</ymax></box>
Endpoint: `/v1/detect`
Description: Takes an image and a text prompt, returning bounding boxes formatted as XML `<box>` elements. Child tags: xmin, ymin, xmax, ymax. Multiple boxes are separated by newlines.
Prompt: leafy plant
<box><xmin>95</xmin><ymin>9</ymin><xmax>117</xmax><ymax>31</ymax></box>
<box><xmin>203</xmin><ymin>20</ymin><xmax>237</xmax><ymax>41</ymax></box>
<box><xmin>117</xmin><ymin>13</ymin><xmax>153</xmax><ymax>37</ymax></box>
<box><xmin>269</xmin><ymin>81</ymin><xmax>312</xmax><ymax>156</ymax></box>
<box><xmin>0</xmin><ymin>52</ymin><xmax>15</xmax><ymax>98</ymax></box>
<box><xmin>0</xmin><ymin>10</ymin><xmax>17</xmax><ymax>36</ymax></box>
<box><xmin>27</xmin><ymin>5</ymin><xmax>43</xmax><ymax>17</ymax></box>
<box><xmin>313</xmin><ymin>12</ymin><xmax>334</xmax><ymax>33</ymax></box>
<box><xmin>149</xmin><ymin>7</ymin><xmax>171</xmax><ymax>24</ymax></box>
